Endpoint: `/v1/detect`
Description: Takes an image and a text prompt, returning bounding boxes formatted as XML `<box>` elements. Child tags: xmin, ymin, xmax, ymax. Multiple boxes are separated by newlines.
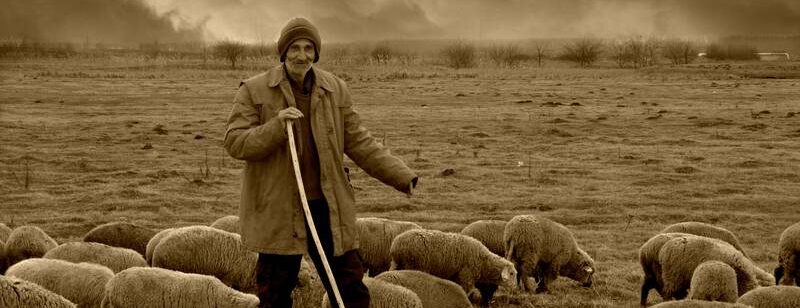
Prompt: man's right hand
<box><xmin>277</xmin><ymin>107</ymin><xmax>304</xmax><ymax>121</ymax></box>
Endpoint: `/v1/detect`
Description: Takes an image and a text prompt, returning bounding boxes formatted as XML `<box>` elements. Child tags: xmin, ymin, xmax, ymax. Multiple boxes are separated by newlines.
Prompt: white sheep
<box><xmin>4</xmin><ymin>225</ymin><xmax>58</xmax><ymax>267</ymax></box>
<box><xmin>390</xmin><ymin>228</ymin><xmax>515</xmax><ymax>307</ymax></box>
<box><xmin>375</xmin><ymin>270</ymin><xmax>471</xmax><ymax>308</ymax></box>
<box><xmin>649</xmin><ymin>299</ymin><xmax>752</xmax><ymax>307</ymax></box>
<box><xmin>43</xmin><ymin>241</ymin><xmax>147</xmax><ymax>273</ymax></box>
<box><xmin>658</xmin><ymin>234</ymin><xmax>759</xmax><ymax>302</ymax></box>
<box><xmin>461</xmin><ymin>220</ymin><xmax>507</xmax><ymax>257</ymax></box>
<box><xmin>503</xmin><ymin>214</ymin><xmax>595</xmax><ymax>294</ymax></box>
<box><xmin>210</xmin><ymin>215</ymin><xmax>240</xmax><ymax>234</ymax></box>
<box><xmin>322</xmin><ymin>276</ymin><xmax>423</xmax><ymax>308</ymax></box>
<box><xmin>101</xmin><ymin>266</ymin><xmax>259</xmax><ymax>308</ymax></box>
<box><xmin>736</xmin><ymin>285</ymin><xmax>800</xmax><ymax>308</ymax></box>
<box><xmin>662</xmin><ymin>222</ymin><xmax>749</xmax><ymax>258</ymax></box>
<box><xmin>662</xmin><ymin>221</ymin><xmax>774</xmax><ymax>286</ymax></box>
<box><xmin>151</xmin><ymin>225</ymin><xmax>257</xmax><ymax>293</ymax></box>
<box><xmin>6</xmin><ymin>258</ymin><xmax>113</xmax><ymax>308</ymax></box>
<box><xmin>688</xmin><ymin>260</ymin><xmax>738</xmax><ymax>302</ymax></box>
<box><xmin>0</xmin><ymin>223</ymin><xmax>11</xmax><ymax>242</ymax></box>
<box><xmin>357</xmin><ymin>217</ymin><xmax>421</xmax><ymax>276</ymax></box>
<box><xmin>144</xmin><ymin>227</ymin><xmax>175</xmax><ymax>265</ymax></box>
<box><xmin>0</xmin><ymin>274</ymin><xmax>76</xmax><ymax>308</ymax></box>
<box><xmin>83</xmin><ymin>221</ymin><xmax>156</xmax><ymax>256</ymax></box>
<box><xmin>640</xmin><ymin>232</ymin><xmax>691</xmax><ymax>307</ymax></box>
<box><xmin>776</xmin><ymin>221</ymin><xmax>800</xmax><ymax>286</ymax></box>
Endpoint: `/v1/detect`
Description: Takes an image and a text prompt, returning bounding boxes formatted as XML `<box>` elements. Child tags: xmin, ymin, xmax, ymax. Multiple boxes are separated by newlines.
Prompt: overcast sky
<box><xmin>2</xmin><ymin>0</ymin><xmax>799</xmax><ymax>44</ymax></box>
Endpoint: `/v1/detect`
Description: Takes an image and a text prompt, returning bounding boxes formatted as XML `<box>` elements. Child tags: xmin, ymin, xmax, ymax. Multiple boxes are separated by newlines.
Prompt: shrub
<box><xmin>442</xmin><ymin>40</ymin><xmax>476</xmax><ymax>69</ymax></box>
<box><xmin>559</xmin><ymin>38</ymin><xmax>603</xmax><ymax>67</ymax></box>
<box><xmin>371</xmin><ymin>44</ymin><xmax>393</xmax><ymax>64</ymax></box>
<box><xmin>214</xmin><ymin>40</ymin><xmax>246</xmax><ymax>70</ymax></box>
<box><xmin>486</xmin><ymin>44</ymin><xmax>528</xmax><ymax>67</ymax></box>
<box><xmin>662</xmin><ymin>39</ymin><xmax>697</xmax><ymax>65</ymax></box>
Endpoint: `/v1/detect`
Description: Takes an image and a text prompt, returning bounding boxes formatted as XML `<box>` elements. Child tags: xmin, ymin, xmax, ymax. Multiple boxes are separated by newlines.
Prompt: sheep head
<box><xmin>562</xmin><ymin>248</ymin><xmax>595</xmax><ymax>287</ymax></box>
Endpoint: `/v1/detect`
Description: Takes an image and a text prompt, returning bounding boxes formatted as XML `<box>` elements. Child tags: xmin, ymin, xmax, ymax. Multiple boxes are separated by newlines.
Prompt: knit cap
<box><xmin>277</xmin><ymin>17</ymin><xmax>321</xmax><ymax>63</ymax></box>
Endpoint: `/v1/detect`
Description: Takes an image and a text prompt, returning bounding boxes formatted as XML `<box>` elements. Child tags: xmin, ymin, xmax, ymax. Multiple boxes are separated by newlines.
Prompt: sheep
<box><xmin>776</xmin><ymin>221</ymin><xmax>800</xmax><ymax>286</ymax></box>
<box><xmin>0</xmin><ymin>274</ymin><xmax>76</xmax><ymax>308</ymax></box>
<box><xmin>662</xmin><ymin>222</ymin><xmax>749</xmax><ymax>258</ymax></box>
<box><xmin>688</xmin><ymin>260</ymin><xmax>738</xmax><ymax>302</ymax></box>
<box><xmin>4</xmin><ymin>225</ymin><xmax>58</xmax><ymax>267</ymax></box>
<box><xmin>641</xmin><ymin>233</ymin><xmax>690</xmax><ymax>307</ymax></box>
<box><xmin>736</xmin><ymin>285</ymin><xmax>800</xmax><ymax>308</ymax></box>
<box><xmin>83</xmin><ymin>221</ymin><xmax>156</xmax><ymax>256</ymax></box>
<box><xmin>357</xmin><ymin>217</ymin><xmax>421</xmax><ymax>276</ymax></box>
<box><xmin>144</xmin><ymin>227</ymin><xmax>175</xmax><ymax>265</ymax></box>
<box><xmin>649</xmin><ymin>299</ymin><xmax>752</xmax><ymax>308</ymax></box>
<box><xmin>322</xmin><ymin>276</ymin><xmax>423</xmax><ymax>308</ymax></box>
<box><xmin>43</xmin><ymin>242</ymin><xmax>147</xmax><ymax>273</ymax></box>
<box><xmin>390</xmin><ymin>228</ymin><xmax>515</xmax><ymax>307</ymax></box>
<box><xmin>6</xmin><ymin>258</ymin><xmax>113</xmax><ymax>308</ymax></box>
<box><xmin>1</xmin><ymin>239</ymin><xmax>6</xmax><ymax>274</ymax></box>
<box><xmin>375</xmin><ymin>270</ymin><xmax>471</xmax><ymax>308</ymax></box>
<box><xmin>658</xmin><ymin>235</ymin><xmax>759</xmax><ymax>302</ymax></box>
<box><xmin>151</xmin><ymin>225</ymin><xmax>258</xmax><ymax>293</ymax></box>
<box><xmin>0</xmin><ymin>223</ymin><xmax>11</xmax><ymax>242</ymax></box>
<box><xmin>503</xmin><ymin>214</ymin><xmax>595</xmax><ymax>294</ymax></box>
<box><xmin>210</xmin><ymin>215</ymin><xmax>240</xmax><ymax>234</ymax></box>
<box><xmin>101</xmin><ymin>266</ymin><xmax>259</xmax><ymax>308</ymax></box>
<box><xmin>662</xmin><ymin>221</ymin><xmax>774</xmax><ymax>286</ymax></box>
<box><xmin>461</xmin><ymin>220</ymin><xmax>507</xmax><ymax>258</ymax></box>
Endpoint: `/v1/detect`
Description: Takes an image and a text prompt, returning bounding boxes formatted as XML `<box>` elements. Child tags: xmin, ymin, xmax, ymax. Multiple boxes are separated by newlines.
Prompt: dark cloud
<box><xmin>0</xmin><ymin>0</ymin><xmax>203</xmax><ymax>45</ymax></box>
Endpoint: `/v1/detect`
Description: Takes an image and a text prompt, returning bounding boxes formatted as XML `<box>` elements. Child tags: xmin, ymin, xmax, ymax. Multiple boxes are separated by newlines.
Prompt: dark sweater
<box><xmin>289</xmin><ymin>69</ymin><xmax>323</xmax><ymax>200</ymax></box>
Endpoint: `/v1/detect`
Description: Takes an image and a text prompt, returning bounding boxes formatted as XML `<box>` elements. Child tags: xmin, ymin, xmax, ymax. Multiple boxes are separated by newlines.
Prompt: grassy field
<box><xmin>1</xmin><ymin>57</ymin><xmax>799</xmax><ymax>307</ymax></box>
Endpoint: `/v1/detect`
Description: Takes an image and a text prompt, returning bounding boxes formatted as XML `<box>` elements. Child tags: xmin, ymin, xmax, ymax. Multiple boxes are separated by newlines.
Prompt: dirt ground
<box><xmin>1</xmin><ymin>57</ymin><xmax>799</xmax><ymax>307</ymax></box>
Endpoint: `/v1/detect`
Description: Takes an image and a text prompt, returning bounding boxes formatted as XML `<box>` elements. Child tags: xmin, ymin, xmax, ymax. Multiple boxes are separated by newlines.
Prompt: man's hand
<box><xmin>277</xmin><ymin>107</ymin><xmax>303</xmax><ymax>121</ymax></box>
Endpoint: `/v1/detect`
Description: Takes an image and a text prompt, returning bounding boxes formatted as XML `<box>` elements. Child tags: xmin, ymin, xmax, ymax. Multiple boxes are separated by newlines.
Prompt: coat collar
<box><xmin>265</xmin><ymin>65</ymin><xmax>335</xmax><ymax>93</ymax></box>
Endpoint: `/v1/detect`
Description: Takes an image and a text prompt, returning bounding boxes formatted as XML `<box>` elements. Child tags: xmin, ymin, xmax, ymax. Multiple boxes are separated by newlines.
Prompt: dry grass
<box><xmin>1</xmin><ymin>57</ymin><xmax>799</xmax><ymax>307</ymax></box>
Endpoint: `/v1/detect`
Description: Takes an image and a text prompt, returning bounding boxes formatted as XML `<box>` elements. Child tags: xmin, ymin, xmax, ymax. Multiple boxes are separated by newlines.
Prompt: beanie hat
<box><xmin>277</xmin><ymin>18</ymin><xmax>321</xmax><ymax>63</ymax></box>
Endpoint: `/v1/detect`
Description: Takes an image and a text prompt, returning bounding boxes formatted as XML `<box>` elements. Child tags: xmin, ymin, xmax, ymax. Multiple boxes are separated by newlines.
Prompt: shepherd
<box><xmin>223</xmin><ymin>17</ymin><xmax>419</xmax><ymax>308</ymax></box>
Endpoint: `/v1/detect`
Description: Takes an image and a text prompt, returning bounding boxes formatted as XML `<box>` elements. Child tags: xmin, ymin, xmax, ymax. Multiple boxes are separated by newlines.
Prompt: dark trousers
<box><xmin>255</xmin><ymin>199</ymin><xmax>369</xmax><ymax>308</ymax></box>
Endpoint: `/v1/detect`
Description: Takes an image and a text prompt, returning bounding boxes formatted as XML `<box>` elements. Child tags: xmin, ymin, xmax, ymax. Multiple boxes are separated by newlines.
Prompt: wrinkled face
<box><xmin>285</xmin><ymin>38</ymin><xmax>315</xmax><ymax>83</ymax></box>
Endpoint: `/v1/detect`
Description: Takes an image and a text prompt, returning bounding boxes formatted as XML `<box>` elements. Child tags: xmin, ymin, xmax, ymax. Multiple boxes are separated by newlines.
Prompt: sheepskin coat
<box><xmin>688</xmin><ymin>260</ymin><xmax>738</xmax><ymax>302</ymax></box>
<box><xmin>224</xmin><ymin>65</ymin><xmax>416</xmax><ymax>256</ymax></box>
<box><xmin>461</xmin><ymin>220</ymin><xmax>507</xmax><ymax>257</ymax></box>
<box><xmin>778</xmin><ymin>221</ymin><xmax>800</xmax><ymax>286</ymax></box>
<box><xmin>737</xmin><ymin>285</ymin><xmax>800</xmax><ymax>308</ymax></box>
<box><xmin>83</xmin><ymin>222</ymin><xmax>156</xmax><ymax>256</ymax></box>
<box><xmin>503</xmin><ymin>215</ymin><xmax>595</xmax><ymax>292</ymax></box>
<box><xmin>102</xmin><ymin>267</ymin><xmax>259</xmax><ymax>308</ymax></box>
<box><xmin>375</xmin><ymin>270</ymin><xmax>472</xmax><ymax>308</ymax></box>
<box><xmin>6</xmin><ymin>258</ymin><xmax>113</xmax><ymax>308</ymax></box>
<box><xmin>658</xmin><ymin>235</ymin><xmax>759</xmax><ymax>301</ymax></box>
<box><xmin>390</xmin><ymin>228</ymin><xmax>515</xmax><ymax>293</ymax></box>
<box><xmin>43</xmin><ymin>242</ymin><xmax>146</xmax><ymax>274</ymax></box>
<box><xmin>357</xmin><ymin>217</ymin><xmax>421</xmax><ymax>276</ymax></box>
<box><xmin>0</xmin><ymin>275</ymin><xmax>76</xmax><ymax>308</ymax></box>
<box><xmin>4</xmin><ymin>225</ymin><xmax>58</xmax><ymax>267</ymax></box>
<box><xmin>322</xmin><ymin>277</ymin><xmax>423</xmax><ymax>308</ymax></box>
<box><xmin>151</xmin><ymin>226</ymin><xmax>258</xmax><ymax>293</ymax></box>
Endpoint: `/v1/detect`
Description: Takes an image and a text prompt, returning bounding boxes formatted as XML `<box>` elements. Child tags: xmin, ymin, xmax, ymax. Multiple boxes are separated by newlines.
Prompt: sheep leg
<box><xmin>640</xmin><ymin>275</ymin><xmax>656</xmax><ymax>307</ymax></box>
<box><xmin>475</xmin><ymin>282</ymin><xmax>498</xmax><ymax>307</ymax></box>
<box><xmin>535</xmin><ymin>264</ymin><xmax>555</xmax><ymax>294</ymax></box>
<box><xmin>514</xmin><ymin>261</ymin><xmax>527</xmax><ymax>292</ymax></box>
<box><xmin>783</xmin><ymin>253</ymin><xmax>798</xmax><ymax>286</ymax></box>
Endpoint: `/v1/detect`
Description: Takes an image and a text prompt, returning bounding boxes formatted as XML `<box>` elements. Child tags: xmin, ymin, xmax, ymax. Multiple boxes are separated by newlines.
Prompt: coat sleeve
<box><xmin>339</xmin><ymin>82</ymin><xmax>417</xmax><ymax>193</ymax></box>
<box><xmin>224</xmin><ymin>83</ymin><xmax>287</xmax><ymax>161</ymax></box>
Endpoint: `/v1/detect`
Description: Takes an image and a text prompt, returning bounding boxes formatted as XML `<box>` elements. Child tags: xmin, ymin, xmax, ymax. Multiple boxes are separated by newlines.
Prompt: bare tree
<box><xmin>559</xmin><ymin>38</ymin><xmax>603</xmax><ymax>67</ymax></box>
<box><xmin>370</xmin><ymin>44</ymin><xmax>393</xmax><ymax>64</ymax></box>
<box><xmin>486</xmin><ymin>43</ymin><xmax>527</xmax><ymax>67</ymax></box>
<box><xmin>663</xmin><ymin>39</ymin><xmax>697</xmax><ymax>65</ymax></box>
<box><xmin>214</xmin><ymin>40</ymin><xmax>246</xmax><ymax>70</ymax></box>
<box><xmin>535</xmin><ymin>45</ymin><xmax>548</xmax><ymax>67</ymax></box>
<box><xmin>442</xmin><ymin>40</ymin><xmax>476</xmax><ymax>69</ymax></box>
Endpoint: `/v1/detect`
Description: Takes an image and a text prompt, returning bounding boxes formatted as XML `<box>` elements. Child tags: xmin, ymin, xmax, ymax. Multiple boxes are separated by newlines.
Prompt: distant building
<box><xmin>756</xmin><ymin>52</ymin><xmax>790</xmax><ymax>61</ymax></box>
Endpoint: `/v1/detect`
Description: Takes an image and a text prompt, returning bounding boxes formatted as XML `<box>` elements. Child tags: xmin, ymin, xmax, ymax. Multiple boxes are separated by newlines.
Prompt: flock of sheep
<box><xmin>0</xmin><ymin>215</ymin><xmax>798</xmax><ymax>308</ymax></box>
